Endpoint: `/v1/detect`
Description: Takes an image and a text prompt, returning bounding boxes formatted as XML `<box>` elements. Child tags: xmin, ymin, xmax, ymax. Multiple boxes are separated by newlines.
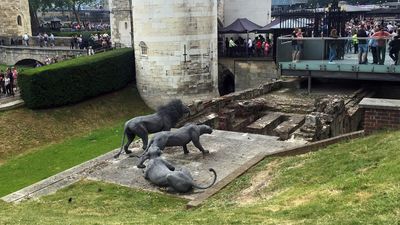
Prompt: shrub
<box><xmin>19</xmin><ymin>48</ymin><xmax>134</xmax><ymax>109</ymax></box>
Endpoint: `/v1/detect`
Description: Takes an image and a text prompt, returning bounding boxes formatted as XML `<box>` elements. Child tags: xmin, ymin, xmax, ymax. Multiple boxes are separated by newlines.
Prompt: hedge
<box><xmin>19</xmin><ymin>48</ymin><xmax>134</xmax><ymax>109</ymax></box>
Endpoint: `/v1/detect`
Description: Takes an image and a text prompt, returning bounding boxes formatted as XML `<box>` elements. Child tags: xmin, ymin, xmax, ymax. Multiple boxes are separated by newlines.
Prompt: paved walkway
<box><xmin>0</xmin><ymin>91</ymin><xmax>24</xmax><ymax>111</ymax></box>
<box><xmin>2</xmin><ymin>130</ymin><xmax>304</xmax><ymax>203</ymax></box>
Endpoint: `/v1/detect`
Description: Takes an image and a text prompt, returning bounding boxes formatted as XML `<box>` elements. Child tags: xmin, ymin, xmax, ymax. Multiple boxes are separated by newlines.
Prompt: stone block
<box><xmin>273</xmin><ymin>114</ymin><xmax>305</xmax><ymax>140</ymax></box>
<box><xmin>246</xmin><ymin>112</ymin><xmax>284</xmax><ymax>135</ymax></box>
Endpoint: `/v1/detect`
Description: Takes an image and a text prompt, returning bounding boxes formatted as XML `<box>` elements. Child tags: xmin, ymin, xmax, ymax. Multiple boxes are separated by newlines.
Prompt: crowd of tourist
<box><xmin>292</xmin><ymin>18</ymin><xmax>400</xmax><ymax>65</ymax></box>
<box><xmin>224</xmin><ymin>35</ymin><xmax>272</xmax><ymax>57</ymax></box>
<box><xmin>69</xmin><ymin>33</ymin><xmax>111</xmax><ymax>50</ymax></box>
<box><xmin>0</xmin><ymin>67</ymin><xmax>18</xmax><ymax>98</ymax></box>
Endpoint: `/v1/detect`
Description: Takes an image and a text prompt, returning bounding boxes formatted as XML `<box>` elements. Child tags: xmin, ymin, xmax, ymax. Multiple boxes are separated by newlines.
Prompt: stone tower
<box><xmin>133</xmin><ymin>0</ymin><xmax>219</xmax><ymax>109</ymax></box>
<box><xmin>109</xmin><ymin>0</ymin><xmax>133</xmax><ymax>47</ymax></box>
<box><xmin>0</xmin><ymin>0</ymin><xmax>32</xmax><ymax>38</ymax></box>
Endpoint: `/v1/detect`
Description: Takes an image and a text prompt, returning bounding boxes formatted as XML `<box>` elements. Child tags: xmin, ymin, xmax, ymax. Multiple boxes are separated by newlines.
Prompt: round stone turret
<box><xmin>0</xmin><ymin>0</ymin><xmax>32</xmax><ymax>38</ymax></box>
<box><xmin>133</xmin><ymin>0</ymin><xmax>218</xmax><ymax>109</ymax></box>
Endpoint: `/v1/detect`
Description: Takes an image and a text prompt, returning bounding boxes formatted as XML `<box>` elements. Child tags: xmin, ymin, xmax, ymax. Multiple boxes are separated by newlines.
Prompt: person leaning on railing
<box><xmin>372</xmin><ymin>27</ymin><xmax>390</xmax><ymax>65</ymax></box>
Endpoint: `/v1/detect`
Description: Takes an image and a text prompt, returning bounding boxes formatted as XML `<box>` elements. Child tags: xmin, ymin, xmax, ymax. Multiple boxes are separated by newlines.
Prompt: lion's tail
<box><xmin>114</xmin><ymin>124</ymin><xmax>127</xmax><ymax>158</ymax></box>
<box><xmin>192</xmin><ymin>168</ymin><xmax>217</xmax><ymax>190</ymax></box>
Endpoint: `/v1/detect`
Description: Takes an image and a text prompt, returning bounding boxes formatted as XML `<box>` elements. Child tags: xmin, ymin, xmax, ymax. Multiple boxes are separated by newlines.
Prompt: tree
<box><xmin>29</xmin><ymin>0</ymin><xmax>96</xmax><ymax>34</ymax></box>
<box><xmin>59</xmin><ymin>0</ymin><xmax>97</xmax><ymax>25</ymax></box>
<box><xmin>29</xmin><ymin>0</ymin><xmax>55</xmax><ymax>34</ymax></box>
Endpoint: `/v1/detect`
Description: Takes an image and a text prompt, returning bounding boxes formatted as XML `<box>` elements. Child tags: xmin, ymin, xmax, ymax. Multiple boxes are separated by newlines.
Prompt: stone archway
<box><xmin>218</xmin><ymin>64</ymin><xmax>235</xmax><ymax>96</ymax></box>
<box><xmin>15</xmin><ymin>59</ymin><xmax>43</xmax><ymax>67</ymax></box>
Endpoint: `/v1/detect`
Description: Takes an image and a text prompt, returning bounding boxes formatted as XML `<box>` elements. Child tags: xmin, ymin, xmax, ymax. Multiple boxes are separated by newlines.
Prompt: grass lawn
<box><xmin>0</xmin><ymin>84</ymin><xmax>152</xmax><ymax>196</ymax></box>
<box><xmin>0</xmin><ymin>84</ymin><xmax>152</xmax><ymax>164</ymax></box>
<box><xmin>0</xmin><ymin>131</ymin><xmax>399</xmax><ymax>224</ymax></box>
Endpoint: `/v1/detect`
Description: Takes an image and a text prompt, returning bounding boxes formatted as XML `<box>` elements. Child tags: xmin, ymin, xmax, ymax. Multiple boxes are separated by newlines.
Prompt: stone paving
<box><xmin>2</xmin><ymin>130</ymin><xmax>303</xmax><ymax>203</ymax></box>
<box><xmin>87</xmin><ymin>130</ymin><xmax>301</xmax><ymax>200</ymax></box>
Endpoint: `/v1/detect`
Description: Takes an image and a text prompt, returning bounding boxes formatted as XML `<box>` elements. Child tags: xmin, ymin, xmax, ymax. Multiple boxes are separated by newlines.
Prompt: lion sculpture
<box><xmin>143</xmin><ymin>146</ymin><xmax>217</xmax><ymax>193</ymax></box>
<box><xmin>114</xmin><ymin>99</ymin><xmax>190</xmax><ymax>158</ymax></box>
<box><xmin>137</xmin><ymin>123</ymin><xmax>213</xmax><ymax>168</ymax></box>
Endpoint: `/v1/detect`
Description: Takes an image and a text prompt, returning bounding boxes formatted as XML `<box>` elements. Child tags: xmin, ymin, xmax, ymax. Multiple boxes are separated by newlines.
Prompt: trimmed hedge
<box><xmin>19</xmin><ymin>48</ymin><xmax>134</xmax><ymax>109</ymax></box>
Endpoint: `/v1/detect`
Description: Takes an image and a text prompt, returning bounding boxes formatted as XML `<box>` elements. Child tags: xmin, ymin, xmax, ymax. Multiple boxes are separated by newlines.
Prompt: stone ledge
<box><xmin>0</xmin><ymin>99</ymin><xmax>24</xmax><ymax>111</ymax></box>
<box><xmin>359</xmin><ymin>98</ymin><xmax>400</xmax><ymax>111</ymax></box>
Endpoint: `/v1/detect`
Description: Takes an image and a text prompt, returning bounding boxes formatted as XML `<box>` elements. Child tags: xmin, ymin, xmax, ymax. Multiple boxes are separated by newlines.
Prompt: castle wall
<box><xmin>109</xmin><ymin>0</ymin><xmax>132</xmax><ymax>47</ymax></box>
<box><xmin>133</xmin><ymin>0</ymin><xmax>218</xmax><ymax>109</ymax></box>
<box><xmin>0</xmin><ymin>0</ymin><xmax>32</xmax><ymax>37</ymax></box>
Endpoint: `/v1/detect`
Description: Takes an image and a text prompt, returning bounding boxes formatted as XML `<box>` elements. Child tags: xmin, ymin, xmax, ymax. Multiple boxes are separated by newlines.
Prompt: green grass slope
<box><xmin>0</xmin><ymin>85</ymin><xmax>152</xmax><ymax>196</ymax></box>
<box><xmin>1</xmin><ymin>131</ymin><xmax>399</xmax><ymax>224</ymax></box>
<box><xmin>0</xmin><ymin>85</ymin><xmax>152</xmax><ymax>164</ymax></box>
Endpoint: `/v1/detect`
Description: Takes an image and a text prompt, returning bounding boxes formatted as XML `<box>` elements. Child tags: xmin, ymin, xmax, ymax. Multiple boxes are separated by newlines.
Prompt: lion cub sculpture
<box><xmin>143</xmin><ymin>146</ymin><xmax>217</xmax><ymax>193</ymax></box>
<box><xmin>114</xmin><ymin>99</ymin><xmax>190</xmax><ymax>158</ymax></box>
<box><xmin>137</xmin><ymin>123</ymin><xmax>213</xmax><ymax>168</ymax></box>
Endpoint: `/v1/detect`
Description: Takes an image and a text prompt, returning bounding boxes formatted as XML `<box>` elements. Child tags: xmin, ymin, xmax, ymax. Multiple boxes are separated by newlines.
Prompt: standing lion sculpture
<box><xmin>114</xmin><ymin>99</ymin><xmax>190</xmax><ymax>158</ymax></box>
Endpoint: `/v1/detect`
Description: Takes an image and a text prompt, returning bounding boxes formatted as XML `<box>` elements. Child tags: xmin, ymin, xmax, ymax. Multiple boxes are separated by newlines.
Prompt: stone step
<box><xmin>191</xmin><ymin>112</ymin><xmax>219</xmax><ymax>128</ymax></box>
<box><xmin>232</xmin><ymin>117</ymin><xmax>252</xmax><ymax>131</ymax></box>
<box><xmin>245</xmin><ymin>112</ymin><xmax>284</xmax><ymax>135</ymax></box>
<box><xmin>273</xmin><ymin>114</ymin><xmax>305</xmax><ymax>140</ymax></box>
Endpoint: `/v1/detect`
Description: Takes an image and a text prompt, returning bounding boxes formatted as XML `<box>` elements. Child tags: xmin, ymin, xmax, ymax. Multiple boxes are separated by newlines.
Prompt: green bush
<box><xmin>19</xmin><ymin>48</ymin><xmax>134</xmax><ymax>109</ymax></box>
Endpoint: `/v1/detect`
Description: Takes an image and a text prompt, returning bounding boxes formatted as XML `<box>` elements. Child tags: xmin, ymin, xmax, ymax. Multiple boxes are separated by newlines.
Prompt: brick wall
<box><xmin>360</xmin><ymin>98</ymin><xmax>400</xmax><ymax>134</ymax></box>
<box><xmin>364</xmin><ymin>108</ymin><xmax>400</xmax><ymax>133</ymax></box>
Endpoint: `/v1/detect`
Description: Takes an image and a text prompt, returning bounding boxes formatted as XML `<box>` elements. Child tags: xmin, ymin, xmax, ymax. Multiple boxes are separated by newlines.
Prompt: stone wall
<box><xmin>110</xmin><ymin>0</ymin><xmax>132</xmax><ymax>47</ymax></box>
<box><xmin>360</xmin><ymin>98</ymin><xmax>400</xmax><ymax>134</ymax></box>
<box><xmin>0</xmin><ymin>0</ymin><xmax>32</xmax><ymax>37</ymax></box>
<box><xmin>133</xmin><ymin>0</ymin><xmax>219</xmax><ymax>109</ymax></box>
<box><xmin>218</xmin><ymin>58</ymin><xmax>278</xmax><ymax>92</ymax></box>
<box><xmin>179</xmin><ymin>80</ymin><xmax>282</xmax><ymax>127</ymax></box>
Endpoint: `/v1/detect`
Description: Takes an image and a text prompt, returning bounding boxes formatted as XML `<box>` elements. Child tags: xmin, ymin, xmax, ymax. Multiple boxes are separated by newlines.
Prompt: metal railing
<box><xmin>277</xmin><ymin>36</ymin><xmax>398</xmax><ymax>66</ymax></box>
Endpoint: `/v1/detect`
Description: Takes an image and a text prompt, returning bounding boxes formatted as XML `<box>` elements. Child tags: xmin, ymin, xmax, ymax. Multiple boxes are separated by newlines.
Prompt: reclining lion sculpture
<box><xmin>143</xmin><ymin>146</ymin><xmax>217</xmax><ymax>193</ymax></box>
<box><xmin>114</xmin><ymin>99</ymin><xmax>190</xmax><ymax>158</ymax></box>
<box><xmin>137</xmin><ymin>123</ymin><xmax>213</xmax><ymax>168</ymax></box>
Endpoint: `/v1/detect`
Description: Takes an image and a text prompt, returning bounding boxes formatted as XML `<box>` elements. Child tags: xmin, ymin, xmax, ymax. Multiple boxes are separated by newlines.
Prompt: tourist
<box><xmin>389</xmin><ymin>35</ymin><xmax>400</xmax><ymax>65</ymax></box>
<box><xmin>291</xmin><ymin>28</ymin><xmax>299</xmax><ymax>62</ymax></box>
<box><xmin>88</xmin><ymin>46</ymin><xmax>95</xmax><ymax>55</ymax></box>
<box><xmin>352</xmin><ymin>31</ymin><xmax>359</xmax><ymax>54</ymax></box>
<box><xmin>357</xmin><ymin>24</ymin><xmax>369</xmax><ymax>64</ymax></box>
<box><xmin>372</xmin><ymin>27</ymin><xmax>391</xmax><ymax>65</ymax></box>
<box><xmin>7</xmin><ymin>68</ymin><xmax>14</xmax><ymax>96</ymax></box>
<box><xmin>4</xmin><ymin>74</ymin><xmax>10</xmax><ymax>96</ymax></box>
<box><xmin>328</xmin><ymin>29</ymin><xmax>339</xmax><ymax>64</ymax></box>
<box><xmin>256</xmin><ymin>38</ymin><xmax>262</xmax><ymax>57</ymax></box>
<box><xmin>0</xmin><ymin>71</ymin><xmax>5</xmax><ymax>96</ymax></box>
<box><xmin>43</xmin><ymin>33</ymin><xmax>48</xmax><ymax>47</ymax></box>
<box><xmin>12</xmin><ymin>67</ymin><xmax>18</xmax><ymax>92</ymax></box>
<box><xmin>49</xmin><ymin>33</ymin><xmax>55</xmax><ymax>47</ymax></box>
<box><xmin>247</xmin><ymin>37</ymin><xmax>253</xmax><ymax>57</ymax></box>
<box><xmin>229</xmin><ymin>37</ymin><xmax>236</xmax><ymax>57</ymax></box>
<box><xmin>22</xmin><ymin>33</ymin><xmax>29</xmax><ymax>46</ymax></box>
<box><xmin>264</xmin><ymin>40</ymin><xmax>271</xmax><ymax>56</ymax></box>
<box><xmin>369</xmin><ymin>34</ymin><xmax>378</xmax><ymax>64</ymax></box>
<box><xmin>295</xmin><ymin>28</ymin><xmax>304</xmax><ymax>62</ymax></box>
<box><xmin>37</xmin><ymin>33</ymin><xmax>44</xmax><ymax>47</ymax></box>
<box><xmin>70</xmin><ymin>35</ymin><xmax>75</xmax><ymax>49</ymax></box>
<box><xmin>77</xmin><ymin>35</ymin><xmax>83</xmax><ymax>49</ymax></box>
